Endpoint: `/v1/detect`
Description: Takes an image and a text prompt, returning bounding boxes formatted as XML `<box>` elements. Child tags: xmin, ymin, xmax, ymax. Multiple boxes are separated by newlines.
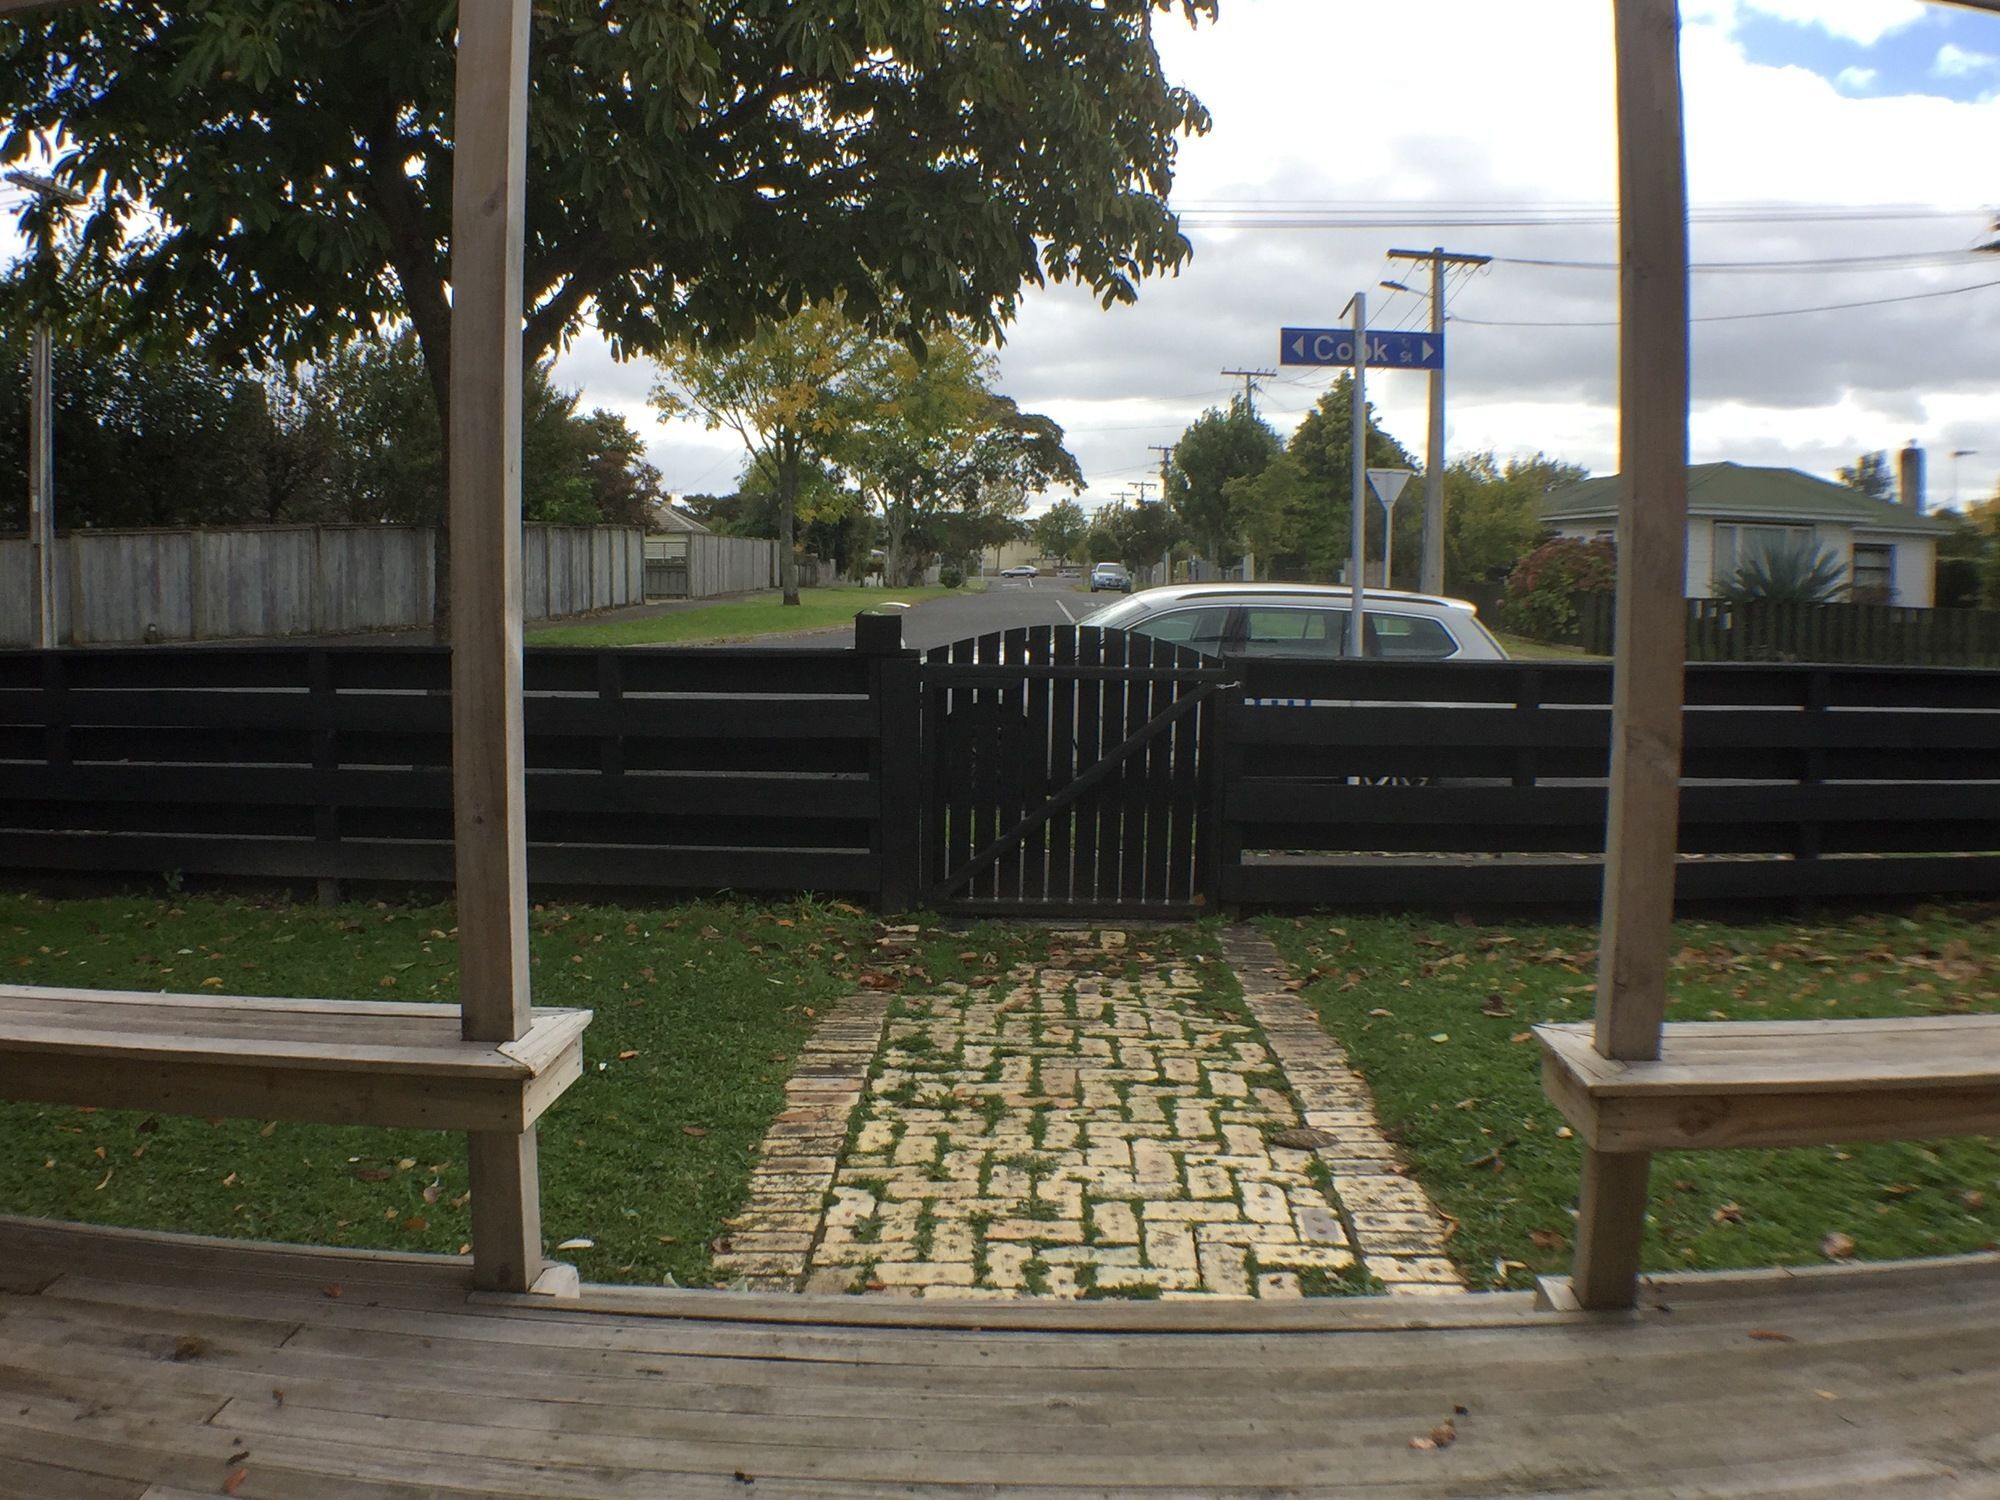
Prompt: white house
<box><xmin>1539</xmin><ymin>461</ymin><xmax>1950</xmax><ymax>607</ymax></box>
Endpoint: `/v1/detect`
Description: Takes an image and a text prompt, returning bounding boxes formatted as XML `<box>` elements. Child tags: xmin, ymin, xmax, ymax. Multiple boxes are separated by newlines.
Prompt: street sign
<box><xmin>1367</xmin><ymin>468</ymin><xmax>1413</xmax><ymax>508</ymax></box>
<box><xmin>1280</xmin><ymin>327</ymin><xmax>1444</xmax><ymax>371</ymax></box>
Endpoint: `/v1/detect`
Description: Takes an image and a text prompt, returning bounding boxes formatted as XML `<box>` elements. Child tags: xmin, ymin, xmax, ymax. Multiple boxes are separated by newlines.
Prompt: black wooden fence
<box><xmin>1219</xmin><ymin>655</ymin><xmax>2000</xmax><ymax>909</ymax></box>
<box><xmin>0</xmin><ymin>638</ymin><xmax>917</xmax><ymax>906</ymax></box>
<box><xmin>1575</xmin><ymin>593</ymin><xmax>2000</xmax><ymax>667</ymax></box>
<box><xmin>3</xmin><ymin>633</ymin><xmax>1997</xmax><ymax>915</ymax></box>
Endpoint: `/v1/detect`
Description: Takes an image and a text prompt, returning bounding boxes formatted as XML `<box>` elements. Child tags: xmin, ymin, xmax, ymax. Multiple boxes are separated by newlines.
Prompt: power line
<box><xmin>1493</xmin><ymin>249</ymin><xmax>1994</xmax><ymax>275</ymax></box>
<box><xmin>1176</xmin><ymin>200</ymin><xmax>1988</xmax><ymax>229</ymax></box>
<box><xmin>1450</xmin><ymin>275</ymin><xmax>2000</xmax><ymax>328</ymax></box>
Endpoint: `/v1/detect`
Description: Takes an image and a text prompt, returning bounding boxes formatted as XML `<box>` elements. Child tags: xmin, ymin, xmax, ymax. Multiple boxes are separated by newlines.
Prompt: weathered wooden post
<box><xmin>1570</xmin><ymin>0</ymin><xmax>1692</xmax><ymax>1312</ymax></box>
<box><xmin>447</xmin><ymin>0</ymin><xmax>544</xmax><ymax>1295</ymax></box>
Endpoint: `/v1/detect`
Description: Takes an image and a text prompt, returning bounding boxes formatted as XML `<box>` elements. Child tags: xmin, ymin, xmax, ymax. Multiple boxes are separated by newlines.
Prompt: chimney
<box><xmin>1898</xmin><ymin>441</ymin><xmax>1926</xmax><ymax>513</ymax></box>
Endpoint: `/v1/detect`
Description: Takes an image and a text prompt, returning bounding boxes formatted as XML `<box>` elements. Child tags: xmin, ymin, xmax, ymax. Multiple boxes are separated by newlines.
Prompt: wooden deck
<box><xmin>2</xmin><ymin>1219</ymin><xmax>1997</xmax><ymax>1496</ymax></box>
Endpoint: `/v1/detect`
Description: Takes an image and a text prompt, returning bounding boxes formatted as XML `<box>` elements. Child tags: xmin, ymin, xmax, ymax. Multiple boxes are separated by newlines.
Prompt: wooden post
<box><xmin>1572</xmin><ymin>0</ymin><xmax>1691</xmax><ymax>1313</ymax></box>
<box><xmin>447</xmin><ymin>0</ymin><xmax>542</xmax><ymax>1295</ymax></box>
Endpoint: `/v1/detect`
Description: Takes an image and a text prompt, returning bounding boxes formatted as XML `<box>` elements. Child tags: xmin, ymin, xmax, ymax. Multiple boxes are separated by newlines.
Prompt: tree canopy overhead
<box><xmin>1</xmin><ymin>0</ymin><xmax>1215</xmax><ymax>404</ymax></box>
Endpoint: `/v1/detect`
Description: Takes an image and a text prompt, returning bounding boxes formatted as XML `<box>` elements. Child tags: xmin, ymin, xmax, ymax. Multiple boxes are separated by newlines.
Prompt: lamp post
<box><xmin>1951</xmin><ymin>449</ymin><xmax>1977</xmax><ymax>507</ymax></box>
<box><xmin>6</xmin><ymin>169</ymin><xmax>86</xmax><ymax>649</ymax></box>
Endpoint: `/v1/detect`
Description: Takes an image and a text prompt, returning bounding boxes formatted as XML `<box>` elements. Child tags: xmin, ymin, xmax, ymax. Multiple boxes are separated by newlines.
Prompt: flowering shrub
<box><xmin>1502</xmin><ymin>537</ymin><xmax>1617</xmax><ymax>641</ymax></box>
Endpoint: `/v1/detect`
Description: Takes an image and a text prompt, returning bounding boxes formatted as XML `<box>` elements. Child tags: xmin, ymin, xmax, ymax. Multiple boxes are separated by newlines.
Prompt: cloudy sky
<box><xmin>559</xmin><ymin>0</ymin><xmax>2000</xmax><ymax>520</ymax></box>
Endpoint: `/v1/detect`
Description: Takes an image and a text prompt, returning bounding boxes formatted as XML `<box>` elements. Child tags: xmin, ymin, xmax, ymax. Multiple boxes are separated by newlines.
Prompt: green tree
<box><xmin>1033</xmin><ymin>498</ymin><xmax>1090</xmax><ymax>566</ymax></box>
<box><xmin>1166</xmin><ymin>399</ymin><xmax>1280</xmax><ymax>563</ymax></box>
<box><xmin>1262</xmin><ymin>377</ymin><xmax>1417</xmax><ymax>581</ymax></box>
<box><xmin>1443</xmin><ymin>451</ymin><xmax>1584</xmax><ymax>589</ymax></box>
<box><xmin>3</xmin><ymin>1</ymin><xmax>1213</xmax><ymax>624</ymax></box>
<box><xmin>842</xmin><ymin>329</ymin><xmax>1080</xmax><ymax>585</ymax></box>
<box><xmin>651</xmin><ymin>304</ymin><xmax>871</xmax><ymax>604</ymax></box>
<box><xmin>1836</xmin><ymin>451</ymin><xmax>1895</xmax><ymax>502</ymax></box>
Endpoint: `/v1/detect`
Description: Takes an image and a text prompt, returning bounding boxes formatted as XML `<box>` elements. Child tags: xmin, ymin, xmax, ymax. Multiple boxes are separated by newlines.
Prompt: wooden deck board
<box><xmin>2</xmin><ymin>1219</ymin><xmax>1997</xmax><ymax>1495</ymax></box>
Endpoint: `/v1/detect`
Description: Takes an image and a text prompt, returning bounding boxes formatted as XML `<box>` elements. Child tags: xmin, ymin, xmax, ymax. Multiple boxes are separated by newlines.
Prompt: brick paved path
<box><xmin>717</xmin><ymin>925</ymin><xmax>1465</xmax><ymax>1300</ymax></box>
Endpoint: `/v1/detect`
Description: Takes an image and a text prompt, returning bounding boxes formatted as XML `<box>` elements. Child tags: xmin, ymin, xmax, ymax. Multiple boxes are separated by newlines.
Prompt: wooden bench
<box><xmin>1537</xmin><ymin>1016</ymin><xmax>2000</xmax><ymax>1153</ymax></box>
<box><xmin>0</xmin><ymin>985</ymin><xmax>590</xmax><ymax>1134</ymax></box>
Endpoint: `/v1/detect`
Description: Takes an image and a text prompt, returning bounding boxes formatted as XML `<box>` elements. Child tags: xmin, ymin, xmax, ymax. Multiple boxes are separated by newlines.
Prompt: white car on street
<box><xmin>1086</xmin><ymin>583</ymin><xmax>1507</xmax><ymax>661</ymax></box>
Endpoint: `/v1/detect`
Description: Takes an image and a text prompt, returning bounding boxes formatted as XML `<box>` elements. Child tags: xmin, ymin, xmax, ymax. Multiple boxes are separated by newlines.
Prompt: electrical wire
<box><xmin>1450</xmin><ymin>275</ymin><xmax>2000</xmax><ymax>328</ymax></box>
<box><xmin>1494</xmin><ymin>249</ymin><xmax>1996</xmax><ymax>275</ymax></box>
<box><xmin>1176</xmin><ymin>200</ymin><xmax>1988</xmax><ymax>229</ymax></box>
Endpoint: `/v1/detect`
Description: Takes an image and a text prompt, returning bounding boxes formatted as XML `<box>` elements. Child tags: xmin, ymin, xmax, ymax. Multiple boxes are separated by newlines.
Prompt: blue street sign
<box><xmin>1279</xmin><ymin>327</ymin><xmax>1444</xmax><ymax>371</ymax></box>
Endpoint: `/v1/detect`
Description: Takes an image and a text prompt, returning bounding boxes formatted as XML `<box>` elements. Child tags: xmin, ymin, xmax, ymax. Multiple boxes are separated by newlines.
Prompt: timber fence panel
<box><xmin>1216</xmin><ymin>656</ymin><xmax>2000</xmax><ymax>912</ymax></box>
<box><xmin>0</xmin><ymin>643</ymin><xmax>890</xmax><ymax>902</ymax></box>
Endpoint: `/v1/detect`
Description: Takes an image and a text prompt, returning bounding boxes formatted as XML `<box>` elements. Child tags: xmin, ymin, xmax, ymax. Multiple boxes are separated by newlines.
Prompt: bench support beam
<box><xmin>1576</xmin><ymin>0</ymin><xmax>1691</xmax><ymax>1311</ymax></box>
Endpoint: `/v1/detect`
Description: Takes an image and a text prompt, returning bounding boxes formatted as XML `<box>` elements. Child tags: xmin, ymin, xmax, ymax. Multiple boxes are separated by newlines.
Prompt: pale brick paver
<box><xmin>711</xmin><ymin>991</ymin><xmax>892</xmax><ymax>1289</ymax></box>
<box><xmin>725</xmin><ymin>925</ymin><xmax>1464</xmax><ymax>1299</ymax></box>
<box><xmin>1218</xmin><ymin>926</ymin><xmax>1469</xmax><ymax>1296</ymax></box>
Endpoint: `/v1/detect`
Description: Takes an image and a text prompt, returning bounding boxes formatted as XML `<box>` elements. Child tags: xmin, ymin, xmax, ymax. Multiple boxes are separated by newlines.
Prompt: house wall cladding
<box><xmin>0</xmin><ymin>524</ymin><xmax>643</xmax><ymax>646</ymax></box>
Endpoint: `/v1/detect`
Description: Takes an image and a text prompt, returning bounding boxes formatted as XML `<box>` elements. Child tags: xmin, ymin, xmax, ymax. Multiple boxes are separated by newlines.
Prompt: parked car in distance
<box><xmin>1085</xmin><ymin>583</ymin><xmax>1507</xmax><ymax>660</ymax></box>
<box><xmin>998</xmin><ymin>564</ymin><xmax>1038</xmax><ymax>579</ymax></box>
<box><xmin>1089</xmin><ymin>563</ymin><xmax>1132</xmax><ymax>593</ymax></box>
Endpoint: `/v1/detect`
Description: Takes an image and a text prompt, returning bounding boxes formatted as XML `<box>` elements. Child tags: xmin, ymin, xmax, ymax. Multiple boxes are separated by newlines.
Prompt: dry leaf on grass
<box><xmin>1529</xmin><ymin>1229</ymin><xmax>1568</xmax><ymax>1252</ymax></box>
<box><xmin>681</xmin><ymin>1125</ymin><xmax>710</xmax><ymax>1138</ymax></box>
<box><xmin>1712</xmin><ymin>1202</ymin><xmax>1744</xmax><ymax>1224</ymax></box>
<box><xmin>1820</xmin><ymin>1231</ymin><xmax>1856</xmax><ymax>1260</ymax></box>
<box><xmin>555</xmin><ymin>1237</ymin><xmax>594</xmax><ymax>1251</ymax></box>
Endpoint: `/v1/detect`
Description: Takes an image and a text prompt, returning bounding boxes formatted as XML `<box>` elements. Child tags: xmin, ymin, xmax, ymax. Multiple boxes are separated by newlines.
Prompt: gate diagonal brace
<box><xmin>938</xmin><ymin>677</ymin><xmax>1230</xmax><ymax>899</ymax></box>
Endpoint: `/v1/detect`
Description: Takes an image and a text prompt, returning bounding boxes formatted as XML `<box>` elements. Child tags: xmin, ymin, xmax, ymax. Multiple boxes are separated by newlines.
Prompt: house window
<box><xmin>1712</xmin><ymin>523</ymin><xmax>1812</xmax><ymax>581</ymax></box>
<box><xmin>1852</xmin><ymin>543</ymin><xmax>1894</xmax><ymax>604</ymax></box>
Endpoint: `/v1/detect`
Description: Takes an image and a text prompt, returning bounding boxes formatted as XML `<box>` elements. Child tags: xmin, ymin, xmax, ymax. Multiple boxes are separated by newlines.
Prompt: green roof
<box><xmin>1541</xmin><ymin>462</ymin><xmax>1951</xmax><ymax>534</ymax></box>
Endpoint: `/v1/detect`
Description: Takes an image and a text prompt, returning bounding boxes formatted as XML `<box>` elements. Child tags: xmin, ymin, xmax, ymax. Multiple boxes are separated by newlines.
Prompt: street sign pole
<box><xmin>1349</xmin><ymin>293</ymin><xmax>1367</xmax><ymax>657</ymax></box>
<box><xmin>1368</xmin><ymin>468</ymin><xmax>1414</xmax><ymax>589</ymax></box>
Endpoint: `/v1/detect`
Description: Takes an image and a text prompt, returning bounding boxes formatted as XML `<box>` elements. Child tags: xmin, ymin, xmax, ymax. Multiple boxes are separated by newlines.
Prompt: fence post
<box><xmin>859</xmin><ymin>610</ymin><xmax>921</xmax><ymax>913</ymax></box>
<box><xmin>1793</xmin><ymin>666</ymin><xmax>1829</xmax><ymax>918</ymax></box>
<box><xmin>307</xmin><ymin>650</ymin><xmax>342</xmax><ymax>908</ymax></box>
<box><xmin>1203</xmin><ymin>676</ymin><xmax>1241</xmax><ymax>918</ymax></box>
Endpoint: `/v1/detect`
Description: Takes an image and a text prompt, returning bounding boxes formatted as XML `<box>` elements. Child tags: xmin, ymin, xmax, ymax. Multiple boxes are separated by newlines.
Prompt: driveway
<box><xmin>727</xmin><ymin>576</ymin><xmax>1121</xmax><ymax>651</ymax></box>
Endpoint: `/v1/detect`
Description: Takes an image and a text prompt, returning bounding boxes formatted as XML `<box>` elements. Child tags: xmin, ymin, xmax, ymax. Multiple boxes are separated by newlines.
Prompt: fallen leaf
<box><xmin>1747</xmin><ymin>1329</ymin><xmax>1794</xmax><ymax>1342</ymax></box>
<box><xmin>1429</xmin><ymin>1421</ymin><xmax>1458</xmax><ymax>1447</ymax></box>
<box><xmin>397</xmin><ymin>1158</ymin><xmax>417</xmax><ymax>1171</ymax></box>
<box><xmin>1819</xmin><ymin>1231</ymin><xmax>1856</xmax><ymax>1261</ymax></box>
<box><xmin>618</xmin><ymin>1049</ymin><xmax>640</xmax><ymax>1060</ymax></box>
<box><xmin>1555</xmin><ymin>1126</ymin><xmax>1574</xmax><ymax>1139</ymax></box>
<box><xmin>1368</xmin><ymin>1008</ymin><xmax>1393</xmax><ymax>1019</ymax></box>
<box><xmin>172</xmin><ymin>1335</ymin><xmax>208</xmax><ymax>1361</ymax></box>
<box><xmin>258</xmin><ymin>1121</ymin><xmax>278</xmax><ymax>1138</ymax></box>
<box><xmin>681</xmin><ymin>1125</ymin><xmax>710</xmax><ymax>1138</ymax></box>
<box><xmin>1408</xmin><ymin>1436</ymin><xmax>1439</xmax><ymax>1451</ymax></box>
<box><xmin>223</xmin><ymin>1468</ymin><xmax>249</xmax><ymax>1494</ymax></box>
<box><xmin>556</xmin><ymin>1237</ymin><xmax>595</xmax><ymax>1251</ymax></box>
<box><xmin>354</xmin><ymin>1167</ymin><xmax>392</xmax><ymax>1182</ymax></box>
<box><xmin>1963</xmin><ymin>1191</ymin><xmax>1987</xmax><ymax>1212</ymax></box>
<box><xmin>1713</xmin><ymin>1202</ymin><xmax>1744</xmax><ymax>1225</ymax></box>
<box><xmin>422</xmin><ymin>1182</ymin><xmax>440</xmax><ymax>1205</ymax></box>
<box><xmin>222</xmin><ymin>1171</ymin><xmax>237</xmax><ymax>1187</ymax></box>
<box><xmin>1479</xmin><ymin>995</ymin><xmax>1515</xmax><ymax>1018</ymax></box>
<box><xmin>403</xmin><ymin>1216</ymin><xmax>428</xmax><ymax>1232</ymax></box>
<box><xmin>200</xmin><ymin>976</ymin><xmax>223</xmax><ymax>989</ymax></box>
<box><xmin>1529</xmin><ymin>1229</ymin><xmax>1568</xmax><ymax>1252</ymax></box>
<box><xmin>1429</xmin><ymin>1032</ymin><xmax>1451</xmax><ymax>1044</ymax></box>
<box><xmin>322</xmin><ymin>1283</ymin><xmax>343</xmax><ymax>1299</ymax></box>
<box><xmin>1814</xmin><ymin>1389</ymin><xmax>1839</xmax><ymax>1400</ymax></box>
<box><xmin>655</xmin><ymin>1235</ymin><xmax>678</xmax><ymax>1245</ymax></box>
<box><xmin>1269</xmin><ymin>1127</ymin><xmax>1338</xmax><ymax>1150</ymax></box>
<box><xmin>1509</xmin><ymin>1031</ymin><xmax>1534</xmax><ymax>1044</ymax></box>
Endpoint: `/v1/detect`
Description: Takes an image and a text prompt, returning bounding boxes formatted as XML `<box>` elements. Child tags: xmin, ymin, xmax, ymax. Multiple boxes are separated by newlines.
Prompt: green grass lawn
<box><xmin>0</xmin><ymin>891</ymin><xmax>1038</xmax><ymax>1287</ymax></box>
<box><xmin>1261</xmin><ymin>904</ymin><xmax>2000</xmax><ymax>1290</ymax></box>
<box><xmin>530</xmin><ymin>585</ymin><xmax>966</xmax><ymax>647</ymax></box>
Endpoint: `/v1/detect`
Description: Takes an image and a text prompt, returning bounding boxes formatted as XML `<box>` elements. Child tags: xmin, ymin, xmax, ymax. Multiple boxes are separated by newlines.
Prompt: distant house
<box><xmin>1539</xmin><ymin>461</ymin><xmax>1951</xmax><ymax>607</ymax></box>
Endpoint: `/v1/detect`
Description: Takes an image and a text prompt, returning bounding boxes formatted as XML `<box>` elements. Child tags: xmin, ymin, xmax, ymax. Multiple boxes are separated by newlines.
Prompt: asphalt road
<box><xmin>733</xmin><ymin>577</ymin><xmax>1123</xmax><ymax>651</ymax></box>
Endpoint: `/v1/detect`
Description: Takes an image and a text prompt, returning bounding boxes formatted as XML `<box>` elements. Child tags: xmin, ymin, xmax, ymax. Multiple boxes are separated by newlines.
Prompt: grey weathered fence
<box><xmin>642</xmin><ymin>534</ymin><xmax>780</xmax><ymax>599</ymax></box>
<box><xmin>0</xmin><ymin>523</ymin><xmax>643</xmax><ymax>646</ymax></box>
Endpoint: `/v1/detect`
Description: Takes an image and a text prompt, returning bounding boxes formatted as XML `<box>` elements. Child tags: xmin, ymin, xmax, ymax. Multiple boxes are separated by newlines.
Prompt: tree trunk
<box><xmin>778</xmin><ymin>442</ymin><xmax>801</xmax><ymax>606</ymax></box>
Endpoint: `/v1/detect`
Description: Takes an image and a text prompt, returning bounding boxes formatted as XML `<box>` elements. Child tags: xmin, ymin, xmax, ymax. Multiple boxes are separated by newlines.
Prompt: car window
<box><xmin>1239</xmin><ymin>607</ymin><xmax>1343</xmax><ymax>657</ymax></box>
<box><xmin>1128</xmin><ymin>607</ymin><xmax>1230</xmax><ymax>653</ymax></box>
<box><xmin>1369</xmin><ymin>612</ymin><xmax>1460</xmax><ymax>659</ymax></box>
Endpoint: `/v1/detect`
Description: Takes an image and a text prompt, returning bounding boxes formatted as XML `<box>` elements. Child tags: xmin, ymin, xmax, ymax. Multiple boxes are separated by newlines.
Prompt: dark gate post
<box><xmin>859</xmin><ymin>611</ymin><xmax>921</xmax><ymax>913</ymax></box>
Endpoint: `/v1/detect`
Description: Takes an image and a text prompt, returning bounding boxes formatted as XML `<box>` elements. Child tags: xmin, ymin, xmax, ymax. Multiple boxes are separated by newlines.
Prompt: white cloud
<box><xmin>1732</xmin><ymin>0</ymin><xmax>1928</xmax><ymax>46</ymax></box>
<box><xmin>1934</xmin><ymin>42</ymin><xmax>1999</xmax><ymax>77</ymax></box>
<box><xmin>1835</xmin><ymin>65</ymin><xmax>1879</xmax><ymax>90</ymax></box>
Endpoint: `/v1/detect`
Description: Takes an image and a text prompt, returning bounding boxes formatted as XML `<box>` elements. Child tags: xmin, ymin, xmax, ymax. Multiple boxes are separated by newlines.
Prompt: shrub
<box><xmin>1715</xmin><ymin>541</ymin><xmax>1846</xmax><ymax>605</ymax></box>
<box><xmin>1501</xmin><ymin>537</ymin><xmax>1617</xmax><ymax>641</ymax></box>
<box><xmin>938</xmin><ymin>561</ymin><xmax>964</xmax><ymax>589</ymax></box>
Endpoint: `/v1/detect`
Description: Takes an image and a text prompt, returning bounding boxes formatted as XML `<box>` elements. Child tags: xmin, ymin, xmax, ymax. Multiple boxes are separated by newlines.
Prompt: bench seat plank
<box><xmin>0</xmin><ymin>985</ymin><xmax>590</xmax><ymax>1134</ymax></box>
<box><xmin>1537</xmin><ymin>1017</ymin><xmax>2000</xmax><ymax>1152</ymax></box>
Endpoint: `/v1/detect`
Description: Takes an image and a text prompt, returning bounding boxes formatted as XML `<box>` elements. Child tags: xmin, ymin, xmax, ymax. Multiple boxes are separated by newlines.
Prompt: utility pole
<box><xmin>1386</xmin><ymin>247</ymin><xmax>1490</xmax><ymax>596</ymax></box>
<box><xmin>1148</xmin><ymin>443</ymin><xmax>1176</xmax><ymax>584</ymax></box>
<box><xmin>7</xmin><ymin>170</ymin><xmax>86</xmax><ymax>649</ymax></box>
<box><xmin>1220</xmin><ymin>368</ymin><xmax>1275</xmax><ymax>419</ymax></box>
<box><xmin>1339</xmin><ymin>292</ymin><xmax>1369</xmax><ymax>656</ymax></box>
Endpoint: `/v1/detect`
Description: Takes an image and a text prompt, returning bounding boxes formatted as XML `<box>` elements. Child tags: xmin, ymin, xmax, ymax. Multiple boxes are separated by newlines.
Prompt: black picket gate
<box><xmin>915</xmin><ymin>626</ymin><xmax>1229</xmax><ymax>917</ymax></box>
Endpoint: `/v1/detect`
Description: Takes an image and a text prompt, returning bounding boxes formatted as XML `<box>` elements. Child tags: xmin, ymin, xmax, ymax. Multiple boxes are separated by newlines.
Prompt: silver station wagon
<box><xmin>1086</xmin><ymin>583</ymin><xmax>1508</xmax><ymax>661</ymax></box>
